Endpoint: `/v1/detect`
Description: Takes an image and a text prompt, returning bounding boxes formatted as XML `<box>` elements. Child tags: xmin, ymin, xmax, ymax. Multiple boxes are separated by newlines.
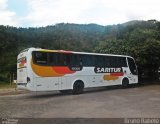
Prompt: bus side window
<box><xmin>109</xmin><ymin>56</ymin><xmax>114</xmax><ymax>67</ymax></box>
<box><xmin>65</xmin><ymin>54</ymin><xmax>71</xmax><ymax>66</ymax></box>
<box><xmin>81</xmin><ymin>55</ymin><xmax>94</xmax><ymax>67</ymax></box>
<box><xmin>33</xmin><ymin>51</ymin><xmax>48</xmax><ymax>65</ymax></box>
<box><xmin>104</xmin><ymin>56</ymin><xmax>110</xmax><ymax>67</ymax></box>
<box><xmin>48</xmin><ymin>53</ymin><xmax>71</xmax><ymax>66</ymax></box>
<box><xmin>95</xmin><ymin>55</ymin><xmax>105</xmax><ymax>67</ymax></box>
<box><xmin>60</xmin><ymin>54</ymin><xmax>65</xmax><ymax>66</ymax></box>
<box><xmin>115</xmin><ymin>57</ymin><xmax>120</xmax><ymax>67</ymax></box>
<box><xmin>111</xmin><ymin>57</ymin><xmax>127</xmax><ymax>68</ymax></box>
<box><xmin>48</xmin><ymin>52</ymin><xmax>56</xmax><ymax>66</ymax></box>
<box><xmin>58</xmin><ymin>53</ymin><xmax>68</xmax><ymax>66</ymax></box>
<box><xmin>120</xmin><ymin>57</ymin><xmax>127</xmax><ymax>67</ymax></box>
<box><xmin>70</xmin><ymin>54</ymin><xmax>80</xmax><ymax>67</ymax></box>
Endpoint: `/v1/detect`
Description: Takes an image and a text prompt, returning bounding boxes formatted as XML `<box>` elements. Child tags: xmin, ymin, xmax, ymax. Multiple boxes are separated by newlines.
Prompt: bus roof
<box><xmin>27</xmin><ymin>47</ymin><xmax>132</xmax><ymax>58</ymax></box>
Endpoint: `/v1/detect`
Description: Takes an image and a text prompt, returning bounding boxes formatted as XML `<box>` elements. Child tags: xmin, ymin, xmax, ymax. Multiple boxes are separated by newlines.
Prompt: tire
<box><xmin>59</xmin><ymin>90</ymin><xmax>71</xmax><ymax>94</ymax></box>
<box><xmin>122</xmin><ymin>78</ymin><xmax>129</xmax><ymax>88</ymax></box>
<box><xmin>72</xmin><ymin>81</ymin><xmax>84</xmax><ymax>95</ymax></box>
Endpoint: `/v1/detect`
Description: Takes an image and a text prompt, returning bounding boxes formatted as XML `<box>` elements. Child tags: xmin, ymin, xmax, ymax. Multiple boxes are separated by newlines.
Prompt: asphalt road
<box><xmin>0</xmin><ymin>84</ymin><xmax>160</xmax><ymax>118</ymax></box>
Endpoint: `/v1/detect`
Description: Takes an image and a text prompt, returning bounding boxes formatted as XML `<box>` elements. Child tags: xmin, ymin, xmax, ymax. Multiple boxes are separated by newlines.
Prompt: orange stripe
<box><xmin>31</xmin><ymin>60</ymin><xmax>64</xmax><ymax>77</ymax></box>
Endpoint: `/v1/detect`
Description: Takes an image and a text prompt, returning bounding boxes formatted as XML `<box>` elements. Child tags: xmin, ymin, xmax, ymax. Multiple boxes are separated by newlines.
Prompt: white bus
<box><xmin>17</xmin><ymin>48</ymin><xmax>138</xmax><ymax>94</ymax></box>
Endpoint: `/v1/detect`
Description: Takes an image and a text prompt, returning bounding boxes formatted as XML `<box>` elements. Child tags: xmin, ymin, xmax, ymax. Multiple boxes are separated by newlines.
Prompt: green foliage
<box><xmin>94</xmin><ymin>39</ymin><xmax>128</xmax><ymax>55</ymax></box>
<box><xmin>94</xmin><ymin>20</ymin><xmax>160</xmax><ymax>80</ymax></box>
<box><xmin>0</xmin><ymin>20</ymin><xmax>160</xmax><ymax>81</ymax></box>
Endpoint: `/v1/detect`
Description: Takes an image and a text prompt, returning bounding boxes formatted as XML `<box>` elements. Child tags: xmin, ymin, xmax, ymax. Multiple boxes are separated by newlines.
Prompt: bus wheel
<box><xmin>59</xmin><ymin>90</ymin><xmax>71</xmax><ymax>94</ymax></box>
<box><xmin>72</xmin><ymin>81</ymin><xmax>84</xmax><ymax>95</ymax></box>
<box><xmin>122</xmin><ymin>78</ymin><xmax>129</xmax><ymax>88</ymax></box>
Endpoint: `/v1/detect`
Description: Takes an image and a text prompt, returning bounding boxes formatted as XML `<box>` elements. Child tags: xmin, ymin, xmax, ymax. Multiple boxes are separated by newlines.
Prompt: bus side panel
<box><xmin>65</xmin><ymin>75</ymin><xmax>89</xmax><ymax>90</ymax></box>
<box><xmin>125</xmin><ymin>66</ymin><xmax>138</xmax><ymax>84</ymax></box>
<box><xmin>65</xmin><ymin>67</ymin><xmax>93</xmax><ymax>89</ymax></box>
<box><xmin>65</xmin><ymin>67</ymin><xmax>123</xmax><ymax>89</ymax></box>
<box><xmin>103</xmin><ymin>76</ymin><xmax>122</xmax><ymax>86</ymax></box>
<box><xmin>35</xmin><ymin>77</ymin><xmax>59</xmax><ymax>91</ymax></box>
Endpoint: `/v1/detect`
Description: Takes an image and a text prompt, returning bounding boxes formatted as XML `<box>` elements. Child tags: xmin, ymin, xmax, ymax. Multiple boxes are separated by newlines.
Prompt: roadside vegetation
<box><xmin>0</xmin><ymin>82</ymin><xmax>16</xmax><ymax>89</ymax></box>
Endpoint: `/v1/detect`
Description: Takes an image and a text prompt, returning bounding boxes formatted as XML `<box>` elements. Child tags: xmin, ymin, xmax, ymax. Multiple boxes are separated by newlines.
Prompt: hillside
<box><xmin>0</xmin><ymin>20</ymin><xmax>160</xmax><ymax>82</ymax></box>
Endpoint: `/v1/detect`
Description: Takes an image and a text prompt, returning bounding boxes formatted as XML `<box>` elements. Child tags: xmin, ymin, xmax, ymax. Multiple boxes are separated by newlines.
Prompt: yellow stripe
<box><xmin>103</xmin><ymin>75</ymin><xmax>119</xmax><ymax>81</ymax></box>
<box><xmin>39</xmin><ymin>49</ymin><xmax>57</xmax><ymax>52</ymax></box>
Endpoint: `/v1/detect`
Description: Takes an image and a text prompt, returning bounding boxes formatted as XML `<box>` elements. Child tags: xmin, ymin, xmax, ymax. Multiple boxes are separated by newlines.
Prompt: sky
<box><xmin>0</xmin><ymin>0</ymin><xmax>160</xmax><ymax>27</ymax></box>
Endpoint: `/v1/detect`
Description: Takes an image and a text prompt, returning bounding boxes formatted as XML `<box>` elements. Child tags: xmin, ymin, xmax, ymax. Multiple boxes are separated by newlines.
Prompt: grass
<box><xmin>0</xmin><ymin>82</ymin><xmax>16</xmax><ymax>89</ymax></box>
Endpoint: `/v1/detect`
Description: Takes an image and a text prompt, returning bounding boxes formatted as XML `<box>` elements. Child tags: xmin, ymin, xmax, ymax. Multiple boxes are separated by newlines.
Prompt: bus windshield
<box><xmin>127</xmin><ymin>57</ymin><xmax>137</xmax><ymax>75</ymax></box>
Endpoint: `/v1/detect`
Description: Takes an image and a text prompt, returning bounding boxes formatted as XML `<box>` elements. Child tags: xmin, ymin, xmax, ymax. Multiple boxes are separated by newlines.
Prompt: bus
<box><xmin>17</xmin><ymin>48</ymin><xmax>138</xmax><ymax>94</ymax></box>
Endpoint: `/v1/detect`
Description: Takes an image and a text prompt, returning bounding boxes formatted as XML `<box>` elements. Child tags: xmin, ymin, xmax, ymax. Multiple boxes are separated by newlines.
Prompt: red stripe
<box><xmin>52</xmin><ymin>66</ymin><xmax>75</xmax><ymax>74</ymax></box>
<box><xmin>110</xmin><ymin>72</ymin><xmax>124</xmax><ymax>76</ymax></box>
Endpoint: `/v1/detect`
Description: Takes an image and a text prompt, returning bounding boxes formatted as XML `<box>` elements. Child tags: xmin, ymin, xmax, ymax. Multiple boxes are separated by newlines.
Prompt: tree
<box><xmin>131</xmin><ymin>39</ymin><xmax>160</xmax><ymax>79</ymax></box>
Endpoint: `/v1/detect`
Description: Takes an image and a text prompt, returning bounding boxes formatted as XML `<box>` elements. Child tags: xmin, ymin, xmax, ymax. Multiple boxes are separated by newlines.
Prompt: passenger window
<box><xmin>104</xmin><ymin>56</ymin><xmax>110</xmax><ymax>67</ymax></box>
<box><xmin>120</xmin><ymin>57</ymin><xmax>127</xmax><ymax>67</ymax></box>
<box><xmin>48</xmin><ymin>52</ymin><xmax>58</xmax><ymax>65</ymax></box>
<box><xmin>59</xmin><ymin>54</ymin><xmax>66</xmax><ymax>66</ymax></box>
<box><xmin>109</xmin><ymin>56</ymin><xmax>115</xmax><ymax>67</ymax></box>
<box><xmin>95</xmin><ymin>55</ymin><xmax>105</xmax><ymax>67</ymax></box>
<box><xmin>32</xmin><ymin>51</ymin><xmax>48</xmax><ymax>65</ymax></box>
<box><xmin>81</xmin><ymin>55</ymin><xmax>95</xmax><ymax>67</ymax></box>
<box><xmin>48</xmin><ymin>53</ymin><xmax>71</xmax><ymax>66</ymax></box>
<box><xmin>65</xmin><ymin>54</ymin><xmax>71</xmax><ymax>66</ymax></box>
<box><xmin>70</xmin><ymin>54</ymin><xmax>81</xmax><ymax>66</ymax></box>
